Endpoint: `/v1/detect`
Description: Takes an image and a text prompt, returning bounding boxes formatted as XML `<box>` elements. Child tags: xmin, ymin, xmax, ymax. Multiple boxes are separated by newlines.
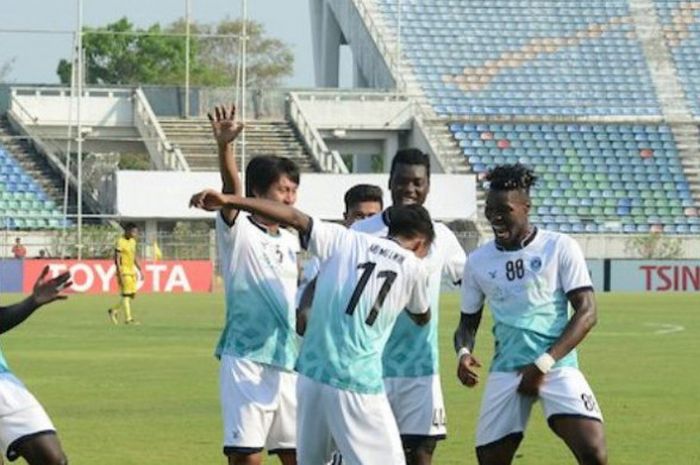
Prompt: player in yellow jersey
<box><xmin>108</xmin><ymin>222</ymin><xmax>142</xmax><ymax>325</ymax></box>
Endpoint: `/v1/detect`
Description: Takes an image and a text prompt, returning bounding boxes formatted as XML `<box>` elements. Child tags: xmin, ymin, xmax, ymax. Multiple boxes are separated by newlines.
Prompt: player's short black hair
<box><xmin>389</xmin><ymin>148</ymin><xmax>431</xmax><ymax>179</ymax></box>
<box><xmin>486</xmin><ymin>163</ymin><xmax>537</xmax><ymax>193</ymax></box>
<box><xmin>123</xmin><ymin>222</ymin><xmax>138</xmax><ymax>231</ymax></box>
<box><xmin>387</xmin><ymin>204</ymin><xmax>435</xmax><ymax>246</ymax></box>
<box><xmin>344</xmin><ymin>184</ymin><xmax>384</xmax><ymax>211</ymax></box>
<box><xmin>245</xmin><ymin>156</ymin><xmax>300</xmax><ymax>197</ymax></box>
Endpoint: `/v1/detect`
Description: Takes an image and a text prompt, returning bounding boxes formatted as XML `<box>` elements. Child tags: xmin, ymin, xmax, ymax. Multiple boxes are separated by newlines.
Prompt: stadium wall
<box><xmin>0</xmin><ymin>259</ymin><xmax>213</xmax><ymax>294</ymax></box>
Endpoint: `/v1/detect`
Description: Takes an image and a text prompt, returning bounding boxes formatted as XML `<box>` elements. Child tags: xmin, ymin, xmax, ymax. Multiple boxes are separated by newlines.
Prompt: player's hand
<box><xmin>32</xmin><ymin>266</ymin><xmax>72</xmax><ymax>306</ymax></box>
<box><xmin>517</xmin><ymin>364</ymin><xmax>545</xmax><ymax>397</ymax></box>
<box><xmin>208</xmin><ymin>104</ymin><xmax>244</xmax><ymax>146</ymax></box>
<box><xmin>457</xmin><ymin>353</ymin><xmax>481</xmax><ymax>388</ymax></box>
<box><xmin>189</xmin><ymin>189</ymin><xmax>228</xmax><ymax>211</ymax></box>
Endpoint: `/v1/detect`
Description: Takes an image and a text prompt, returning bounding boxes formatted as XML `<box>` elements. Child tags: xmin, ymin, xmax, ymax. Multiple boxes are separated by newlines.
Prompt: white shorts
<box><xmin>0</xmin><ymin>373</ymin><xmax>56</xmax><ymax>461</ymax></box>
<box><xmin>219</xmin><ymin>355</ymin><xmax>296</xmax><ymax>455</ymax></box>
<box><xmin>384</xmin><ymin>375</ymin><xmax>447</xmax><ymax>439</ymax></box>
<box><xmin>476</xmin><ymin>367</ymin><xmax>603</xmax><ymax>447</ymax></box>
<box><xmin>297</xmin><ymin>375</ymin><xmax>405</xmax><ymax>465</ymax></box>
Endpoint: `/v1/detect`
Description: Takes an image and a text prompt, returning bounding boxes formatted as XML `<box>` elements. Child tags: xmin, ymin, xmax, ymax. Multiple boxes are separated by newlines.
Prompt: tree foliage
<box><xmin>625</xmin><ymin>233</ymin><xmax>684</xmax><ymax>259</ymax></box>
<box><xmin>57</xmin><ymin>17</ymin><xmax>293</xmax><ymax>88</ymax></box>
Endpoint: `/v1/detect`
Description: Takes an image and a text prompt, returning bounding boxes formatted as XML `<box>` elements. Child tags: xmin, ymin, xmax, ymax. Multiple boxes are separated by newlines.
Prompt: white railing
<box><xmin>133</xmin><ymin>88</ymin><xmax>189</xmax><ymax>171</ymax></box>
<box><xmin>287</xmin><ymin>92</ymin><xmax>348</xmax><ymax>174</ymax></box>
<box><xmin>352</xmin><ymin>0</ymin><xmax>407</xmax><ymax>92</ymax></box>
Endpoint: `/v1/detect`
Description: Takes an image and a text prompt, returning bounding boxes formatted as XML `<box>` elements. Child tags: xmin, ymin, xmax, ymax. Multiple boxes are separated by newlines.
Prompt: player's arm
<box><xmin>518</xmin><ymin>237</ymin><xmax>596</xmax><ymax>397</ymax></box>
<box><xmin>296</xmin><ymin>276</ymin><xmax>317</xmax><ymax>336</ymax></box>
<box><xmin>0</xmin><ymin>267</ymin><xmax>71</xmax><ymax>334</ymax></box>
<box><xmin>405</xmin><ymin>267</ymin><xmax>431</xmax><ymax>326</ymax></box>
<box><xmin>209</xmin><ymin>104</ymin><xmax>245</xmax><ymax>225</ymax></box>
<box><xmin>190</xmin><ymin>190</ymin><xmax>311</xmax><ymax>233</ymax></box>
<box><xmin>114</xmin><ymin>248</ymin><xmax>123</xmax><ymax>285</ymax></box>
<box><xmin>455</xmin><ymin>259</ymin><xmax>484</xmax><ymax>388</ymax></box>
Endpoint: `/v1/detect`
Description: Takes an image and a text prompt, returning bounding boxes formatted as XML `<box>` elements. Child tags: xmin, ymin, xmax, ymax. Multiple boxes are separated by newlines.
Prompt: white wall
<box><xmin>116</xmin><ymin>171</ymin><xmax>477</xmax><ymax>221</ymax></box>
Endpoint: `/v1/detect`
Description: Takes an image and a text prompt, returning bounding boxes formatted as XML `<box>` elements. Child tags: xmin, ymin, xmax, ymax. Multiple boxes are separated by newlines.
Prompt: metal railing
<box><xmin>133</xmin><ymin>88</ymin><xmax>189</xmax><ymax>171</ymax></box>
<box><xmin>287</xmin><ymin>92</ymin><xmax>349</xmax><ymax>174</ymax></box>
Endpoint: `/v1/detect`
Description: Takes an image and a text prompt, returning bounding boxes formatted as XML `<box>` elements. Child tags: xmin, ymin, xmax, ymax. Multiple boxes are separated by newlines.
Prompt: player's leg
<box><xmin>12</xmin><ymin>434</ymin><xmax>67</xmax><ymax>465</ymax></box>
<box><xmin>122</xmin><ymin>276</ymin><xmax>137</xmax><ymax>324</ymax></box>
<box><xmin>220</xmin><ymin>356</ymin><xmax>274</xmax><ymax>465</ymax></box>
<box><xmin>474</xmin><ymin>372</ymin><xmax>534</xmax><ymax>465</ymax></box>
<box><xmin>267</xmin><ymin>370</ymin><xmax>297</xmax><ymax>465</ymax></box>
<box><xmin>385</xmin><ymin>375</ymin><xmax>447</xmax><ymax>465</ymax></box>
<box><xmin>0</xmin><ymin>374</ymin><xmax>66</xmax><ymax>465</ymax></box>
<box><xmin>541</xmin><ymin>368</ymin><xmax>607</xmax><ymax>465</ymax></box>
<box><xmin>296</xmin><ymin>376</ymin><xmax>333</xmax><ymax>465</ymax></box>
<box><xmin>329</xmin><ymin>386</ymin><xmax>405</xmax><ymax>465</ymax></box>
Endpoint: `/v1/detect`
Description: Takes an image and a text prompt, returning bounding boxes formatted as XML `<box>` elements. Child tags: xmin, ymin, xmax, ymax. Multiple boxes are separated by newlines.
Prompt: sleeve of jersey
<box><xmin>406</xmin><ymin>262</ymin><xmax>431</xmax><ymax>315</ymax></box>
<box><xmin>441</xmin><ymin>226</ymin><xmax>467</xmax><ymax>285</ymax></box>
<box><xmin>460</xmin><ymin>258</ymin><xmax>485</xmax><ymax>314</ymax></box>
<box><xmin>558</xmin><ymin>236</ymin><xmax>594</xmax><ymax>294</ymax></box>
<box><xmin>215</xmin><ymin>211</ymin><xmax>244</xmax><ymax>255</ymax></box>
<box><xmin>307</xmin><ymin>219</ymin><xmax>349</xmax><ymax>262</ymax></box>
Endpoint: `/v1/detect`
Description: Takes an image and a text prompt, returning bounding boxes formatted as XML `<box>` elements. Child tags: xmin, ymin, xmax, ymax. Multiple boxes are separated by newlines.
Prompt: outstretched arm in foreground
<box><xmin>0</xmin><ymin>266</ymin><xmax>72</xmax><ymax>335</ymax></box>
<box><xmin>190</xmin><ymin>190</ymin><xmax>311</xmax><ymax>233</ymax></box>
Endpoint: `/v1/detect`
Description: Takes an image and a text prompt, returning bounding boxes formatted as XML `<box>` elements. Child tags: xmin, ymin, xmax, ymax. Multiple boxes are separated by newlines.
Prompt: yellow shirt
<box><xmin>116</xmin><ymin>236</ymin><xmax>137</xmax><ymax>276</ymax></box>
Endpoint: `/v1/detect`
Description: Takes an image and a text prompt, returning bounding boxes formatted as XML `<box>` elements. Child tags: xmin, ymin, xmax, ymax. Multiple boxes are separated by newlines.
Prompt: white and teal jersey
<box><xmin>215</xmin><ymin>213</ymin><xmax>300</xmax><ymax>371</ymax></box>
<box><xmin>352</xmin><ymin>212</ymin><xmax>465</xmax><ymax>377</ymax></box>
<box><xmin>461</xmin><ymin>228</ymin><xmax>593</xmax><ymax>372</ymax></box>
<box><xmin>296</xmin><ymin>220</ymin><xmax>430</xmax><ymax>394</ymax></box>
<box><xmin>0</xmin><ymin>350</ymin><xmax>9</xmax><ymax>375</ymax></box>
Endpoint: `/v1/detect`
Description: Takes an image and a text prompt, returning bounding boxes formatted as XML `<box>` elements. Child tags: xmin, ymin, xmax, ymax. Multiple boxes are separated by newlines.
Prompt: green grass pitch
<box><xmin>0</xmin><ymin>291</ymin><xmax>698</xmax><ymax>464</ymax></box>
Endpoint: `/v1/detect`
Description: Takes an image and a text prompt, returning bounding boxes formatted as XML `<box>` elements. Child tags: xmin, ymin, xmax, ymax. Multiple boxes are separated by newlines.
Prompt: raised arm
<box><xmin>0</xmin><ymin>267</ymin><xmax>71</xmax><ymax>334</ymax></box>
<box><xmin>190</xmin><ymin>190</ymin><xmax>311</xmax><ymax>233</ymax></box>
<box><xmin>209</xmin><ymin>105</ymin><xmax>245</xmax><ymax>225</ymax></box>
<box><xmin>454</xmin><ymin>309</ymin><xmax>483</xmax><ymax>387</ymax></box>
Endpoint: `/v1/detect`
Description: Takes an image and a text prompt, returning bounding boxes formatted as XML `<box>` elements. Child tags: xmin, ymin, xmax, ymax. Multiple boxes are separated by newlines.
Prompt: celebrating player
<box><xmin>189</xmin><ymin>188</ymin><xmax>434</xmax><ymax>465</ymax></box>
<box><xmin>108</xmin><ymin>222</ymin><xmax>141</xmax><ymax>325</ymax></box>
<box><xmin>352</xmin><ymin>148</ymin><xmax>466</xmax><ymax>465</ymax></box>
<box><xmin>208</xmin><ymin>105</ymin><xmax>300</xmax><ymax>465</ymax></box>
<box><xmin>0</xmin><ymin>266</ymin><xmax>72</xmax><ymax>465</ymax></box>
<box><xmin>455</xmin><ymin>164</ymin><xmax>607</xmax><ymax>465</ymax></box>
<box><xmin>296</xmin><ymin>183</ymin><xmax>384</xmax><ymax>333</ymax></box>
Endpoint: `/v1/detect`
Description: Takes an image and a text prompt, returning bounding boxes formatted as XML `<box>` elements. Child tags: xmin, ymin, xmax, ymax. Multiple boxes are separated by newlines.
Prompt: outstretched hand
<box><xmin>189</xmin><ymin>189</ymin><xmax>229</xmax><ymax>211</ymax></box>
<box><xmin>208</xmin><ymin>104</ymin><xmax>244</xmax><ymax>146</ymax></box>
<box><xmin>32</xmin><ymin>266</ymin><xmax>72</xmax><ymax>306</ymax></box>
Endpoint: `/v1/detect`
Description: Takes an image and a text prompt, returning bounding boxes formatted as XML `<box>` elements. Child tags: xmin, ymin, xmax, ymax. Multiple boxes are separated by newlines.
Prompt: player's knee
<box><xmin>577</xmin><ymin>443</ymin><xmax>607</xmax><ymax>465</ymax></box>
<box><xmin>40</xmin><ymin>452</ymin><xmax>68</xmax><ymax>465</ymax></box>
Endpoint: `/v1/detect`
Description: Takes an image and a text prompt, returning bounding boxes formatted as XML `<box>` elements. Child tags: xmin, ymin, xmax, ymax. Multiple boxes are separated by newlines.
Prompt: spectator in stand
<box><xmin>11</xmin><ymin>238</ymin><xmax>27</xmax><ymax>260</ymax></box>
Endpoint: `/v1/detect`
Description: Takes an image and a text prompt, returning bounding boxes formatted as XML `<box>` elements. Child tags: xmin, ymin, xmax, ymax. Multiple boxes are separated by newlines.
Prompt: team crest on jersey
<box><xmin>530</xmin><ymin>257</ymin><xmax>542</xmax><ymax>272</ymax></box>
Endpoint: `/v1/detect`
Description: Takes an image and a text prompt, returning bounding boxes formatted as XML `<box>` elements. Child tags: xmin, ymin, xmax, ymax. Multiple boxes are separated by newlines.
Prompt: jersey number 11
<box><xmin>345</xmin><ymin>262</ymin><xmax>397</xmax><ymax>326</ymax></box>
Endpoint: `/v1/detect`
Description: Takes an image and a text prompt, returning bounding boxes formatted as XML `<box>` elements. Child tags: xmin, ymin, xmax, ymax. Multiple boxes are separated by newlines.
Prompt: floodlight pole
<box><xmin>396</xmin><ymin>0</ymin><xmax>403</xmax><ymax>94</ymax></box>
<box><xmin>185</xmin><ymin>0</ymin><xmax>191</xmax><ymax>118</ymax></box>
<box><xmin>76</xmin><ymin>0</ymin><xmax>84</xmax><ymax>259</ymax></box>
<box><xmin>240</xmin><ymin>0</ymin><xmax>248</xmax><ymax>173</ymax></box>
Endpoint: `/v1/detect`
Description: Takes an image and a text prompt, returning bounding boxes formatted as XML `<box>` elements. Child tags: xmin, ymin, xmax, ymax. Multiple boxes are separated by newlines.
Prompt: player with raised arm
<box><xmin>351</xmin><ymin>148</ymin><xmax>466</xmax><ymax>465</ymax></box>
<box><xmin>0</xmin><ymin>266</ymin><xmax>72</xmax><ymax>465</ymax></box>
<box><xmin>296</xmin><ymin>183</ymin><xmax>384</xmax><ymax>334</ymax></box>
<box><xmin>455</xmin><ymin>164</ymin><xmax>607</xmax><ymax>465</ymax></box>
<box><xmin>190</xmin><ymin>189</ymin><xmax>435</xmax><ymax>465</ymax></box>
<box><xmin>208</xmin><ymin>105</ymin><xmax>300</xmax><ymax>465</ymax></box>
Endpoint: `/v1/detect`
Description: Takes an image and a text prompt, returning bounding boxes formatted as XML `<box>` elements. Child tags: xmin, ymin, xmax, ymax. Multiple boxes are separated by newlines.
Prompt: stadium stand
<box><xmin>159</xmin><ymin>118</ymin><xmax>319</xmax><ymax>172</ymax></box>
<box><xmin>452</xmin><ymin>122</ymin><xmax>699</xmax><ymax>234</ymax></box>
<box><xmin>364</xmin><ymin>0</ymin><xmax>700</xmax><ymax>233</ymax></box>
<box><xmin>0</xmin><ymin>147</ymin><xmax>65</xmax><ymax>230</ymax></box>
<box><xmin>654</xmin><ymin>0</ymin><xmax>700</xmax><ymax>117</ymax></box>
<box><xmin>375</xmin><ymin>0</ymin><xmax>661</xmax><ymax>117</ymax></box>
